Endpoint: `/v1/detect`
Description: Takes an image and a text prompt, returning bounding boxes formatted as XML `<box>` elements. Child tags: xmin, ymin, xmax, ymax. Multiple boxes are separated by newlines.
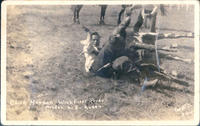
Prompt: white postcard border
<box><xmin>1</xmin><ymin>0</ymin><xmax>199</xmax><ymax>125</ymax></box>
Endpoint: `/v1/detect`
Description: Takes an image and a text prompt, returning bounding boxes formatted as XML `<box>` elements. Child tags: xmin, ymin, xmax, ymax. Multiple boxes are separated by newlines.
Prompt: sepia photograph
<box><xmin>1</xmin><ymin>0</ymin><xmax>199</xmax><ymax>125</ymax></box>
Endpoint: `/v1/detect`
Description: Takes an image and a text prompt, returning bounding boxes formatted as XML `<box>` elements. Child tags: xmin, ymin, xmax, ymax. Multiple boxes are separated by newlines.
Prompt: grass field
<box><xmin>5</xmin><ymin>5</ymin><xmax>195</xmax><ymax>121</ymax></box>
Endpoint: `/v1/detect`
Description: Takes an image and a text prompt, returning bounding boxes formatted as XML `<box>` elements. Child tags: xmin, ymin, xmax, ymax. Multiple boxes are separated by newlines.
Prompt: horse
<box><xmin>71</xmin><ymin>5</ymin><xmax>108</xmax><ymax>24</ymax></box>
<box><xmin>117</xmin><ymin>4</ymin><xmax>167</xmax><ymax>32</ymax></box>
<box><xmin>71</xmin><ymin>4</ymin><xmax>167</xmax><ymax>29</ymax></box>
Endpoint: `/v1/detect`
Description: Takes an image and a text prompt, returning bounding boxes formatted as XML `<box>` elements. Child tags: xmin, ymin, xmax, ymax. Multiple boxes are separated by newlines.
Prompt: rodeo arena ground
<box><xmin>3</xmin><ymin>3</ymin><xmax>199</xmax><ymax>123</ymax></box>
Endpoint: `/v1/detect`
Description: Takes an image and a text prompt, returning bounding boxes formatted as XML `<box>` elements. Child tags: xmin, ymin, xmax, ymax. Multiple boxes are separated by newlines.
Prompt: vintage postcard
<box><xmin>1</xmin><ymin>0</ymin><xmax>199</xmax><ymax>125</ymax></box>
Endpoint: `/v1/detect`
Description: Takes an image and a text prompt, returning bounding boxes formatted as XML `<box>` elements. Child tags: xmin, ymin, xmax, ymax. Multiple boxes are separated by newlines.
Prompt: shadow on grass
<box><xmin>90</xmin><ymin>23</ymin><xmax>117</xmax><ymax>27</ymax></box>
<box><xmin>146</xmin><ymin>81</ymin><xmax>193</xmax><ymax>98</ymax></box>
<box><xmin>83</xmin><ymin>70</ymin><xmax>192</xmax><ymax>99</ymax></box>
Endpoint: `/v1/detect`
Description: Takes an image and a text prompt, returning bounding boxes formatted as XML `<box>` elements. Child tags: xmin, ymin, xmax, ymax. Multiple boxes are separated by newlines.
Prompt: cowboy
<box><xmin>80</xmin><ymin>30</ymin><xmax>101</xmax><ymax>73</ymax></box>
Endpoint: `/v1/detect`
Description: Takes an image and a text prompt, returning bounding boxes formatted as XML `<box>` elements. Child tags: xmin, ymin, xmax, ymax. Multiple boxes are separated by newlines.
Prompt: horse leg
<box><xmin>133</xmin><ymin>10</ymin><xmax>144</xmax><ymax>33</ymax></box>
<box><xmin>101</xmin><ymin>5</ymin><xmax>107</xmax><ymax>24</ymax></box>
<box><xmin>99</xmin><ymin>7</ymin><xmax>103</xmax><ymax>24</ymax></box>
<box><xmin>117</xmin><ymin>8</ymin><xmax>125</xmax><ymax>25</ymax></box>
<box><xmin>144</xmin><ymin>16</ymin><xmax>148</xmax><ymax>28</ymax></box>
<box><xmin>72</xmin><ymin>8</ymin><xmax>76</xmax><ymax>23</ymax></box>
<box><xmin>150</xmin><ymin>12</ymin><xmax>157</xmax><ymax>32</ymax></box>
<box><xmin>76</xmin><ymin>5</ymin><xmax>83</xmax><ymax>24</ymax></box>
<box><xmin>99</xmin><ymin>5</ymin><xmax>107</xmax><ymax>25</ymax></box>
<box><xmin>76</xmin><ymin>9</ymin><xmax>80</xmax><ymax>24</ymax></box>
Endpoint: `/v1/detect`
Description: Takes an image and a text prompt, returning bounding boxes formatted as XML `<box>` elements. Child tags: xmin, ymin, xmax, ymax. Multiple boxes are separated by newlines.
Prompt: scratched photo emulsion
<box><xmin>4</xmin><ymin>3</ymin><xmax>196</xmax><ymax>122</ymax></box>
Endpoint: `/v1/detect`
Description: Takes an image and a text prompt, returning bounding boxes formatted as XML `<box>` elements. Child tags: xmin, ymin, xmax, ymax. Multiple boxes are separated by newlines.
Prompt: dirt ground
<box><xmin>5</xmin><ymin>5</ymin><xmax>195</xmax><ymax>121</ymax></box>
